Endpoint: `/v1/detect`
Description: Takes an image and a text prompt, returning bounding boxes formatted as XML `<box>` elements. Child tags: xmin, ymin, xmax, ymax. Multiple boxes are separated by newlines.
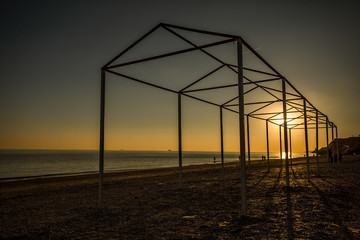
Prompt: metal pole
<box><xmin>336</xmin><ymin>125</ymin><xmax>339</xmax><ymax>164</ymax></box>
<box><xmin>282</xmin><ymin>79</ymin><xmax>290</xmax><ymax>187</ymax></box>
<box><xmin>247</xmin><ymin>115</ymin><xmax>250</xmax><ymax>166</ymax></box>
<box><xmin>289</xmin><ymin>128</ymin><xmax>292</xmax><ymax>166</ymax></box>
<box><xmin>316</xmin><ymin>111</ymin><xmax>319</xmax><ymax>170</ymax></box>
<box><xmin>331</xmin><ymin>123</ymin><xmax>334</xmax><ymax>165</ymax></box>
<box><xmin>279</xmin><ymin>125</ymin><xmax>282</xmax><ymax>166</ymax></box>
<box><xmin>304</xmin><ymin>99</ymin><xmax>310</xmax><ymax>181</ymax></box>
<box><xmin>237</xmin><ymin>39</ymin><xmax>247</xmax><ymax>216</ymax></box>
<box><xmin>220</xmin><ymin>107</ymin><xmax>224</xmax><ymax>175</ymax></box>
<box><xmin>178</xmin><ymin>93</ymin><xmax>183</xmax><ymax>187</ymax></box>
<box><xmin>326</xmin><ymin>117</ymin><xmax>329</xmax><ymax>165</ymax></box>
<box><xmin>99</xmin><ymin>70</ymin><xmax>105</xmax><ymax>207</ymax></box>
<box><xmin>266</xmin><ymin>120</ymin><xmax>270</xmax><ymax>171</ymax></box>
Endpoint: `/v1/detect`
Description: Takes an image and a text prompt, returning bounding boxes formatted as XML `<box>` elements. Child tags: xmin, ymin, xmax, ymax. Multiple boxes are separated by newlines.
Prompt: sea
<box><xmin>0</xmin><ymin>150</ymin><xmax>306</xmax><ymax>180</ymax></box>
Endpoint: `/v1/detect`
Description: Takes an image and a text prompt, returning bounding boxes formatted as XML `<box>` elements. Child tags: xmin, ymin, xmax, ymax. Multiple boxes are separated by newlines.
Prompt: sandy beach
<box><xmin>1</xmin><ymin>156</ymin><xmax>360</xmax><ymax>239</ymax></box>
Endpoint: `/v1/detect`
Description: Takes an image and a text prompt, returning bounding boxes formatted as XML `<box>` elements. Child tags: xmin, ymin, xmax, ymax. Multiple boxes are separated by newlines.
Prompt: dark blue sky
<box><xmin>1</xmin><ymin>0</ymin><xmax>359</xmax><ymax>150</ymax></box>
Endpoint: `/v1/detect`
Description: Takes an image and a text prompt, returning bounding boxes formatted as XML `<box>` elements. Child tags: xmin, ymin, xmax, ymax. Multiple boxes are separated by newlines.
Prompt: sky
<box><xmin>1</xmin><ymin>0</ymin><xmax>359</xmax><ymax>152</ymax></box>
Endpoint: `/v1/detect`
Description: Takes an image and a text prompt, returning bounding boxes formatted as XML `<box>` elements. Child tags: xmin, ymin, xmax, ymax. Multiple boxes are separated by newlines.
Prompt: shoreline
<box><xmin>1</xmin><ymin>156</ymin><xmax>263</xmax><ymax>183</ymax></box>
<box><xmin>0</xmin><ymin>154</ymin><xmax>351</xmax><ymax>184</ymax></box>
<box><xmin>0</xmin><ymin>150</ymin><xmax>309</xmax><ymax>181</ymax></box>
<box><xmin>0</xmin><ymin>153</ymin><xmax>325</xmax><ymax>183</ymax></box>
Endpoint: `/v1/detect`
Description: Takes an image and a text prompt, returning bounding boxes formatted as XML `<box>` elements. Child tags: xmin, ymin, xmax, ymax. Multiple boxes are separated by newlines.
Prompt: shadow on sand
<box><xmin>309</xmin><ymin>180</ymin><xmax>355</xmax><ymax>239</ymax></box>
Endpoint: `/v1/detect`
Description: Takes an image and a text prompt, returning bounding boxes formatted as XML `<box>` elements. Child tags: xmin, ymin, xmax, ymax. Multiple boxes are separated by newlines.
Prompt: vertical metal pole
<box><xmin>331</xmin><ymin>123</ymin><xmax>334</xmax><ymax>165</ymax></box>
<box><xmin>336</xmin><ymin>125</ymin><xmax>339</xmax><ymax>164</ymax></box>
<box><xmin>316</xmin><ymin>111</ymin><xmax>319</xmax><ymax>170</ymax></box>
<box><xmin>289</xmin><ymin>128</ymin><xmax>292</xmax><ymax>166</ymax></box>
<box><xmin>303</xmin><ymin>99</ymin><xmax>310</xmax><ymax>181</ymax></box>
<box><xmin>237</xmin><ymin>39</ymin><xmax>247</xmax><ymax>216</ymax></box>
<box><xmin>279</xmin><ymin>126</ymin><xmax>282</xmax><ymax>166</ymax></box>
<box><xmin>326</xmin><ymin>117</ymin><xmax>329</xmax><ymax>165</ymax></box>
<box><xmin>99</xmin><ymin>70</ymin><xmax>105</xmax><ymax>207</ymax></box>
<box><xmin>247</xmin><ymin>115</ymin><xmax>250</xmax><ymax>166</ymax></box>
<box><xmin>266</xmin><ymin>120</ymin><xmax>270</xmax><ymax>171</ymax></box>
<box><xmin>282</xmin><ymin>79</ymin><xmax>290</xmax><ymax>187</ymax></box>
<box><xmin>220</xmin><ymin>107</ymin><xmax>224</xmax><ymax>175</ymax></box>
<box><xmin>178</xmin><ymin>93</ymin><xmax>183</xmax><ymax>187</ymax></box>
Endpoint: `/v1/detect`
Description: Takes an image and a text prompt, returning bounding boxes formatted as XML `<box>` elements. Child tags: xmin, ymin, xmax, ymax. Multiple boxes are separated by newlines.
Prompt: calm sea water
<box><xmin>0</xmin><ymin>150</ymin><xmax>305</xmax><ymax>180</ymax></box>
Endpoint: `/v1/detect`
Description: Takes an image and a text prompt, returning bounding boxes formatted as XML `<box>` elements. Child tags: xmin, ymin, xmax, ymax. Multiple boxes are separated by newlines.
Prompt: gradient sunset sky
<box><xmin>1</xmin><ymin>0</ymin><xmax>359</xmax><ymax>152</ymax></box>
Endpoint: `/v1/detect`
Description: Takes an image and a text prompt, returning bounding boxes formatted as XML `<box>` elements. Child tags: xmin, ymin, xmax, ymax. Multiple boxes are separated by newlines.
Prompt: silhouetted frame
<box><xmin>98</xmin><ymin>23</ymin><xmax>338</xmax><ymax>215</ymax></box>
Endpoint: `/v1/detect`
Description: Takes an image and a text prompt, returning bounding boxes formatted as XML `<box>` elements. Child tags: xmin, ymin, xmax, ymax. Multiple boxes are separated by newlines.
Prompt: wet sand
<box><xmin>1</xmin><ymin>156</ymin><xmax>360</xmax><ymax>239</ymax></box>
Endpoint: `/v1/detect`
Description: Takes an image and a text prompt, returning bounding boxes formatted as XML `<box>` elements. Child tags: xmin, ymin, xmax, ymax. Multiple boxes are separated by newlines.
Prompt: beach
<box><xmin>1</xmin><ymin>156</ymin><xmax>360</xmax><ymax>239</ymax></box>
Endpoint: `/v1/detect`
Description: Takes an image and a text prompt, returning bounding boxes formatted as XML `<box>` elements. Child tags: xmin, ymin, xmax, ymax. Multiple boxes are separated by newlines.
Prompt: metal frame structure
<box><xmin>98</xmin><ymin>23</ymin><xmax>339</xmax><ymax>215</ymax></box>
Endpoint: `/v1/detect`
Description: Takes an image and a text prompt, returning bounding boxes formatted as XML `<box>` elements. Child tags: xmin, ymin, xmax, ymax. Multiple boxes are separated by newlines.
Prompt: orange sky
<box><xmin>0</xmin><ymin>89</ymin><xmax>330</xmax><ymax>153</ymax></box>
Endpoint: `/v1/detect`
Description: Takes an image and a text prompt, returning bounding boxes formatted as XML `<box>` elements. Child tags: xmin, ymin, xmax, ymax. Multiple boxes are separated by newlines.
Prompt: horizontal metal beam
<box><xmin>247</xmin><ymin>114</ymin><xmax>268</xmax><ymax>122</ymax></box>
<box><xmin>243</xmin><ymin>67</ymin><xmax>280</xmax><ymax>77</ymax></box>
<box><xmin>222</xmin><ymin>63</ymin><xmax>282</xmax><ymax>79</ymax></box>
<box><xmin>221</xmin><ymin>96</ymin><xmax>238</xmax><ymax>106</ymax></box>
<box><xmin>106</xmin><ymin>38</ymin><xmax>236</xmax><ymax>69</ymax></box>
<box><xmin>222</xmin><ymin>107</ymin><xmax>239</xmax><ymax>114</ymax></box>
<box><xmin>162</xmin><ymin>23</ymin><xmax>240</xmax><ymax>39</ymax></box>
<box><xmin>183</xmin><ymin>77</ymin><xmax>281</xmax><ymax>94</ymax></box>
<box><xmin>287</xmin><ymin>122</ymin><xmax>323</xmax><ymax>126</ymax></box>
<box><xmin>290</xmin><ymin>127</ymin><xmax>328</xmax><ymax>130</ymax></box>
<box><xmin>229</xmin><ymin>99</ymin><xmax>279</xmax><ymax>107</ymax></box>
<box><xmin>244</xmin><ymin>86</ymin><xmax>259</xmax><ymax>95</ymax></box>
<box><xmin>268</xmin><ymin>111</ymin><xmax>290</xmax><ymax>122</ymax></box>
<box><xmin>180</xmin><ymin>64</ymin><xmax>225</xmax><ymax>92</ymax></box>
<box><xmin>247</xmin><ymin>101</ymin><xmax>276</xmax><ymax>115</ymax></box>
<box><xmin>181</xmin><ymin>93</ymin><xmax>220</xmax><ymax>108</ymax></box>
<box><xmin>247</xmin><ymin>114</ymin><xmax>279</xmax><ymax>126</ymax></box>
<box><xmin>243</xmin><ymin>77</ymin><xmax>281</xmax><ymax>85</ymax></box>
<box><xmin>183</xmin><ymin>83</ymin><xmax>238</xmax><ymax>93</ymax></box>
<box><xmin>271</xmin><ymin>117</ymin><xmax>305</xmax><ymax>121</ymax></box>
<box><xmin>286</xmin><ymin>100</ymin><xmax>304</xmax><ymax>108</ymax></box>
<box><xmin>180</xmin><ymin>93</ymin><xmax>239</xmax><ymax>115</ymax></box>
<box><xmin>245</xmin><ymin>99</ymin><xmax>280</xmax><ymax>106</ymax></box>
<box><xmin>261</xmin><ymin>85</ymin><xmax>301</xmax><ymax>98</ymax></box>
<box><xmin>287</xmin><ymin>117</ymin><xmax>327</xmax><ymax>128</ymax></box>
<box><xmin>106</xmin><ymin>70</ymin><xmax>178</xmax><ymax>94</ymax></box>
<box><xmin>250</xmin><ymin>110</ymin><xmax>300</xmax><ymax>116</ymax></box>
<box><xmin>226</xmin><ymin>97</ymin><xmax>303</xmax><ymax>107</ymax></box>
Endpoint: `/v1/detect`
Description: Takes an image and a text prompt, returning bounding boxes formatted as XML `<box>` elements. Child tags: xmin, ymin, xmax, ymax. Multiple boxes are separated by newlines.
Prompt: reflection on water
<box><xmin>0</xmin><ymin>149</ymin><xmax>305</xmax><ymax>179</ymax></box>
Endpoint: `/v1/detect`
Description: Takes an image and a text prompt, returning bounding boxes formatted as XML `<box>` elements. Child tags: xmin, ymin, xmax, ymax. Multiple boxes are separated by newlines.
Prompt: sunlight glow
<box><xmin>281</xmin><ymin>152</ymin><xmax>291</xmax><ymax>159</ymax></box>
